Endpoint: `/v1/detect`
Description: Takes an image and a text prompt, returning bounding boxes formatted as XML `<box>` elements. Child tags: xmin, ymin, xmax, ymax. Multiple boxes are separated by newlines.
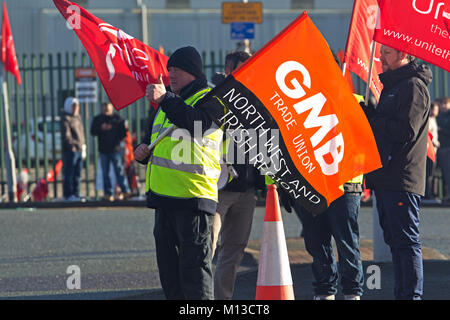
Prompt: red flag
<box><xmin>53</xmin><ymin>0</ymin><xmax>169</xmax><ymax>110</ymax></box>
<box><xmin>374</xmin><ymin>0</ymin><xmax>450</xmax><ymax>73</ymax></box>
<box><xmin>427</xmin><ymin>130</ymin><xmax>435</xmax><ymax>162</ymax></box>
<box><xmin>337</xmin><ymin>49</ymin><xmax>356</xmax><ymax>93</ymax></box>
<box><xmin>344</xmin><ymin>0</ymin><xmax>383</xmax><ymax>101</ymax></box>
<box><xmin>208</xmin><ymin>12</ymin><xmax>381</xmax><ymax>214</ymax></box>
<box><xmin>1</xmin><ymin>2</ymin><xmax>21</xmax><ymax>85</ymax></box>
<box><xmin>46</xmin><ymin>160</ymin><xmax>63</xmax><ymax>182</ymax></box>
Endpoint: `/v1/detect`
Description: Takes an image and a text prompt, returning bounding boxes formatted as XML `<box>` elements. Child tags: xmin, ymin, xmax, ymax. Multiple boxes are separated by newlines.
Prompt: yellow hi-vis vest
<box><xmin>145</xmin><ymin>88</ymin><xmax>223</xmax><ymax>202</ymax></box>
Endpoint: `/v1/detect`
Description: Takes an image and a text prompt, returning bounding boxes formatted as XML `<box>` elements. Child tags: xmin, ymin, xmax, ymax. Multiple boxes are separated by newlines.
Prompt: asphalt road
<box><xmin>0</xmin><ymin>205</ymin><xmax>448</xmax><ymax>299</ymax></box>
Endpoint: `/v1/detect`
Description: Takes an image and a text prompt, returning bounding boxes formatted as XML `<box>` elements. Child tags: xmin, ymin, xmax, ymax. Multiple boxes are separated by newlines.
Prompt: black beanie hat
<box><xmin>167</xmin><ymin>46</ymin><xmax>203</xmax><ymax>78</ymax></box>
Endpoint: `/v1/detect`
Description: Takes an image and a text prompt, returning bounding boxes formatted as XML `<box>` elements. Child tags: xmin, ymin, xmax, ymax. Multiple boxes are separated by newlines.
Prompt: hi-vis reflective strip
<box><xmin>170</xmin><ymin>127</ymin><xmax>222</xmax><ymax>152</ymax></box>
<box><xmin>257</xmin><ymin>222</ymin><xmax>293</xmax><ymax>286</ymax></box>
<box><xmin>151</xmin><ymin>155</ymin><xmax>221</xmax><ymax>179</ymax></box>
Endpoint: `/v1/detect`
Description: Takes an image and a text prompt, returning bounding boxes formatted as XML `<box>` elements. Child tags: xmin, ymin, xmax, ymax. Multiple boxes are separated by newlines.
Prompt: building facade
<box><xmin>4</xmin><ymin>0</ymin><xmax>354</xmax><ymax>56</ymax></box>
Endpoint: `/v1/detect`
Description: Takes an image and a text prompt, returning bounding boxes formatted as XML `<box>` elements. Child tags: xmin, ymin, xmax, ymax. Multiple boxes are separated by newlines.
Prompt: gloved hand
<box><xmin>211</xmin><ymin>72</ymin><xmax>226</xmax><ymax>86</ymax></box>
<box><xmin>279</xmin><ymin>188</ymin><xmax>296</xmax><ymax>213</ymax></box>
<box><xmin>359</xmin><ymin>96</ymin><xmax>377</xmax><ymax>120</ymax></box>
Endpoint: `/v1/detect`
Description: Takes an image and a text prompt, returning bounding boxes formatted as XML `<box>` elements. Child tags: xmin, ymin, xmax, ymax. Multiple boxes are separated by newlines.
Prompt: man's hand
<box><xmin>146</xmin><ymin>74</ymin><xmax>166</xmax><ymax>104</ymax></box>
<box><xmin>134</xmin><ymin>143</ymin><xmax>151</xmax><ymax>162</ymax></box>
<box><xmin>279</xmin><ymin>188</ymin><xmax>296</xmax><ymax>213</ymax></box>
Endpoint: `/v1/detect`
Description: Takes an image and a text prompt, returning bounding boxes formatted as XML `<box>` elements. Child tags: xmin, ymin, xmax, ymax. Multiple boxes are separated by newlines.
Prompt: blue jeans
<box><xmin>63</xmin><ymin>150</ymin><xmax>82</xmax><ymax>198</ymax></box>
<box><xmin>100</xmin><ymin>151</ymin><xmax>130</xmax><ymax>196</ymax></box>
<box><xmin>295</xmin><ymin>193</ymin><xmax>364</xmax><ymax>296</ymax></box>
<box><xmin>374</xmin><ymin>190</ymin><xmax>423</xmax><ymax>300</ymax></box>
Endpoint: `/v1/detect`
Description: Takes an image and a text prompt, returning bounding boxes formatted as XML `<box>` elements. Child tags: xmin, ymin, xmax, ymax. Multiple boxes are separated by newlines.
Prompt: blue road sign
<box><xmin>230</xmin><ymin>22</ymin><xmax>255</xmax><ymax>40</ymax></box>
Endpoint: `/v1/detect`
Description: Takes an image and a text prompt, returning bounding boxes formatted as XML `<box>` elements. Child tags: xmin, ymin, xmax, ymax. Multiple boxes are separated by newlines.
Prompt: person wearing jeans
<box><xmin>374</xmin><ymin>190</ymin><xmax>422</xmax><ymax>299</ymax></box>
<box><xmin>363</xmin><ymin>46</ymin><xmax>432</xmax><ymax>299</ymax></box>
<box><xmin>91</xmin><ymin>102</ymin><xmax>130</xmax><ymax>201</ymax></box>
<box><xmin>99</xmin><ymin>150</ymin><xmax>130</xmax><ymax>199</ymax></box>
<box><xmin>292</xmin><ymin>189</ymin><xmax>364</xmax><ymax>300</ymax></box>
<box><xmin>61</xmin><ymin>97</ymin><xmax>85</xmax><ymax>201</ymax></box>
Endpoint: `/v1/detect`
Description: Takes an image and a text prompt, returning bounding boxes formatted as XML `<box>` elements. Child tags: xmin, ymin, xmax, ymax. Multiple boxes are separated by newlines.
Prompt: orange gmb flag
<box><xmin>344</xmin><ymin>0</ymin><xmax>383</xmax><ymax>101</ymax></box>
<box><xmin>1</xmin><ymin>2</ymin><xmax>21</xmax><ymax>85</ymax></box>
<box><xmin>206</xmin><ymin>12</ymin><xmax>381</xmax><ymax>214</ymax></box>
<box><xmin>53</xmin><ymin>0</ymin><xmax>169</xmax><ymax>110</ymax></box>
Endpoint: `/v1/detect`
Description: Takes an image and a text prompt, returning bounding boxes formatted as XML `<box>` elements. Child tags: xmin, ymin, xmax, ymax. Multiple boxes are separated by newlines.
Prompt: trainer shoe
<box><xmin>344</xmin><ymin>295</ymin><xmax>361</xmax><ymax>300</ymax></box>
<box><xmin>103</xmin><ymin>195</ymin><xmax>114</xmax><ymax>202</ymax></box>
<box><xmin>313</xmin><ymin>295</ymin><xmax>335</xmax><ymax>300</ymax></box>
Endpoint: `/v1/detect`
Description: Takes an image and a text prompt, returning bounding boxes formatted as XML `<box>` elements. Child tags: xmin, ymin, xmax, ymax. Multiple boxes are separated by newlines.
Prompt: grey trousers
<box><xmin>212</xmin><ymin>188</ymin><xmax>256</xmax><ymax>300</ymax></box>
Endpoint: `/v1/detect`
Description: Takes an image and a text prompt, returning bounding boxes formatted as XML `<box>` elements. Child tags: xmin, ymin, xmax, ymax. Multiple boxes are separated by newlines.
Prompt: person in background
<box><xmin>210</xmin><ymin>51</ymin><xmax>266</xmax><ymax>300</ymax></box>
<box><xmin>61</xmin><ymin>97</ymin><xmax>85</xmax><ymax>202</ymax></box>
<box><xmin>425</xmin><ymin>100</ymin><xmax>440</xmax><ymax>200</ymax></box>
<box><xmin>90</xmin><ymin>102</ymin><xmax>131</xmax><ymax>201</ymax></box>
<box><xmin>436</xmin><ymin>97</ymin><xmax>450</xmax><ymax>202</ymax></box>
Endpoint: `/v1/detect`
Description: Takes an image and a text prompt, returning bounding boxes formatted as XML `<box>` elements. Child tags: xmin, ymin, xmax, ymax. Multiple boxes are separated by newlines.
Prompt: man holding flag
<box><xmin>363</xmin><ymin>45</ymin><xmax>432</xmax><ymax>300</ymax></box>
<box><xmin>134</xmin><ymin>46</ymin><xmax>224</xmax><ymax>300</ymax></box>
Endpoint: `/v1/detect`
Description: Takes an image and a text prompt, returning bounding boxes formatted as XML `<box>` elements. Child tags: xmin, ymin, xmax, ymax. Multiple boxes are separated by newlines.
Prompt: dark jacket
<box><xmin>221</xmin><ymin>140</ymin><xmax>266</xmax><ymax>193</ymax></box>
<box><xmin>437</xmin><ymin>111</ymin><xmax>450</xmax><ymax>148</ymax></box>
<box><xmin>223</xmin><ymin>164</ymin><xmax>266</xmax><ymax>193</ymax></box>
<box><xmin>139</xmin><ymin>75</ymin><xmax>225</xmax><ymax>215</ymax></box>
<box><xmin>364</xmin><ymin>62</ymin><xmax>432</xmax><ymax>196</ymax></box>
<box><xmin>61</xmin><ymin>112</ymin><xmax>85</xmax><ymax>152</ymax></box>
<box><xmin>90</xmin><ymin>113</ymin><xmax>127</xmax><ymax>154</ymax></box>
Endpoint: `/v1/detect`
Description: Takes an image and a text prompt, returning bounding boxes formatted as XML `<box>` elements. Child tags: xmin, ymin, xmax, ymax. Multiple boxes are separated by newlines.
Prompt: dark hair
<box><xmin>225</xmin><ymin>51</ymin><xmax>251</xmax><ymax>72</ymax></box>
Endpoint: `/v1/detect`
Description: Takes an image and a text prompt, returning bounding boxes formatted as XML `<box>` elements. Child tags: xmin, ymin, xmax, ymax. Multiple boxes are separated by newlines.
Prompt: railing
<box><xmin>0</xmin><ymin>51</ymin><xmax>448</xmax><ymax>202</ymax></box>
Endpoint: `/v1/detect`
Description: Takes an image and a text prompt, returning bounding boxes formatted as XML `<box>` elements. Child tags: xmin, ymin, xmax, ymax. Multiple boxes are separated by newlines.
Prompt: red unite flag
<box><xmin>53</xmin><ymin>0</ymin><xmax>169</xmax><ymax>110</ymax></box>
<box><xmin>374</xmin><ymin>0</ymin><xmax>450</xmax><ymax>73</ymax></box>
<box><xmin>1</xmin><ymin>2</ymin><xmax>21</xmax><ymax>85</ymax></box>
<box><xmin>344</xmin><ymin>0</ymin><xmax>383</xmax><ymax>101</ymax></box>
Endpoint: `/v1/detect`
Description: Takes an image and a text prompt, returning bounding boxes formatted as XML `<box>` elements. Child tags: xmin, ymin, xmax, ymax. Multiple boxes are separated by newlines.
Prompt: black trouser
<box><xmin>153</xmin><ymin>207</ymin><xmax>214</xmax><ymax>300</ymax></box>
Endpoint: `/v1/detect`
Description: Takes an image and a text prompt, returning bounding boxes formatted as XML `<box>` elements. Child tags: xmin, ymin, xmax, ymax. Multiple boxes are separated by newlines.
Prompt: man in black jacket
<box><xmin>90</xmin><ymin>102</ymin><xmax>130</xmax><ymax>201</ymax></box>
<box><xmin>364</xmin><ymin>45</ymin><xmax>432</xmax><ymax>300</ymax></box>
<box><xmin>134</xmin><ymin>46</ymin><xmax>224</xmax><ymax>300</ymax></box>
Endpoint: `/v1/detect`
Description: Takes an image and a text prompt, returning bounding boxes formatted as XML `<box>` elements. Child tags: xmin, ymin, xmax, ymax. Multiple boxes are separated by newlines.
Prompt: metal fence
<box><xmin>0</xmin><ymin>51</ymin><xmax>449</xmax><ymax>202</ymax></box>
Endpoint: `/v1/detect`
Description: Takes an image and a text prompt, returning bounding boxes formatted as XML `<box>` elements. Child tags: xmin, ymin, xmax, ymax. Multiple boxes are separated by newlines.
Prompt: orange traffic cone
<box><xmin>255</xmin><ymin>184</ymin><xmax>295</xmax><ymax>300</ymax></box>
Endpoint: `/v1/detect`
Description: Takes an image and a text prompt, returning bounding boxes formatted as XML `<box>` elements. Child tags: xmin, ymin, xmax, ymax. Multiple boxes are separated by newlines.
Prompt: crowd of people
<box><xmin>56</xmin><ymin>43</ymin><xmax>448</xmax><ymax>300</ymax></box>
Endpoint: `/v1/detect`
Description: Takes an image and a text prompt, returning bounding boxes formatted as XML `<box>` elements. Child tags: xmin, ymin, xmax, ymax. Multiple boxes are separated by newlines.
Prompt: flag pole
<box><xmin>341</xmin><ymin>62</ymin><xmax>347</xmax><ymax>77</ymax></box>
<box><xmin>0</xmin><ymin>62</ymin><xmax>17</xmax><ymax>202</ymax></box>
<box><xmin>341</xmin><ymin>0</ymin><xmax>358</xmax><ymax>78</ymax></box>
<box><xmin>364</xmin><ymin>40</ymin><xmax>376</xmax><ymax>107</ymax></box>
